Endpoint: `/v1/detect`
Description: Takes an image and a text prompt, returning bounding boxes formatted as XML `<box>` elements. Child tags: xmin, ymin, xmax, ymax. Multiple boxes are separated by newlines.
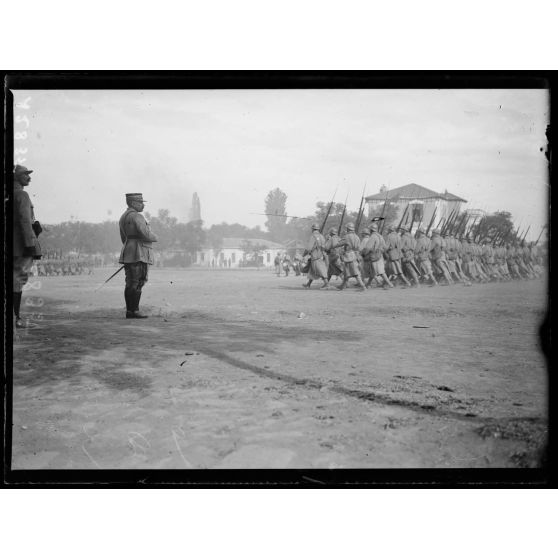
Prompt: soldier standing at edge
<box><xmin>13</xmin><ymin>165</ymin><xmax>42</xmax><ymax>328</ymax></box>
<box><xmin>119</xmin><ymin>193</ymin><xmax>158</xmax><ymax>318</ymax></box>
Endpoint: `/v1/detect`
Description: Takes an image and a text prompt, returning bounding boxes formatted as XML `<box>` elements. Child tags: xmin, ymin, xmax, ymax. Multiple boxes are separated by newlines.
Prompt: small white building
<box><xmin>195</xmin><ymin>237</ymin><xmax>285</xmax><ymax>268</ymax></box>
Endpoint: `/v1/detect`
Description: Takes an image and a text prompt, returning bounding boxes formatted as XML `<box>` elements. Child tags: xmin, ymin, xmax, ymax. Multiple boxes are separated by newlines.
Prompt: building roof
<box><xmin>441</xmin><ymin>191</ymin><xmax>468</xmax><ymax>202</ymax></box>
<box><xmin>366</xmin><ymin>183</ymin><xmax>467</xmax><ymax>203</ymax></box>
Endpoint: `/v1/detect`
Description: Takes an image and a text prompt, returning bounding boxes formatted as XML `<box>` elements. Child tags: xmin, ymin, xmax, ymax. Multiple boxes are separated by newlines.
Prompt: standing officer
<box><xmin>119</xmin><ymin>193</ymin><xmax>158</xmax><ymax>318</ymax></box>
<box><xmin>13</xmin><ymin>164</ymin><xmax>42</xmax><ymax>328</ymax></box>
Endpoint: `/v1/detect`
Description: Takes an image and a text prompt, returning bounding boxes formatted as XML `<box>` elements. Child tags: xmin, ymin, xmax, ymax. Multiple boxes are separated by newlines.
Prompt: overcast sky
<box><xmin>13</xmin><ymin>88</ymin><xmax>549</xmax><ymax>241</ymax></box>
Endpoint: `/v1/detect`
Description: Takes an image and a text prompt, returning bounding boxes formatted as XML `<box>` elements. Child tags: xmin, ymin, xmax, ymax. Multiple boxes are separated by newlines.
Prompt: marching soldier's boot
<box><xmin>381</xmin><ymin>274</ymin><xmax>394</xmax><ymax>288</ymax></box>
<box><xmin>320</xmin><ymin>279</ymin><xmax>329</xmax><ymax>289</ymax></box>
<box><xmin>399</xmin><ymin>273</ymin><xmax>412</xmax><ymax>287</ymax></box>
<box><xmin>302</xmin><ymin>280</ymin><xmax>312</xmax><ymax>289</ymax></box>
<box><xmin>336</xmin><ymin>279</ymin><xmax>347</xmax><ymax>291</ymax></box>
<box><xmin>356</xmin><ymin>276</ymin><xmax>367</xmax><ymax>291</ymax></box>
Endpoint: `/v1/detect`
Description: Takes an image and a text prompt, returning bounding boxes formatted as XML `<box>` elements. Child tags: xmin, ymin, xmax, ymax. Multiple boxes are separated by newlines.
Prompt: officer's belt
<box><xmin>126</xmin><ymin>236</ymin><xmax>142</xmax><ymax>240</ymax></box>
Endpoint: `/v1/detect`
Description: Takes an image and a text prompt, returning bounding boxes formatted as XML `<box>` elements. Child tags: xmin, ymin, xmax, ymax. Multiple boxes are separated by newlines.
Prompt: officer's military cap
<box><xmin>126</xmin><ymin>193</ymin><xmax>146</xmax><ymax>204</ymax></box>
<box><xmin>14</xmin><ymin>164</ymin><xmax>33</xmax><ymax>175</ymax></box>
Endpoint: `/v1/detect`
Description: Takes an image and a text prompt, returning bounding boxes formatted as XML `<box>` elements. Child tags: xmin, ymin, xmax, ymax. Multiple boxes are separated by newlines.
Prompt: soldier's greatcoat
<box><xmin>303</xmin><ymin>231</ymin><xmax>328</xmax><ymax>280</ymax></box>
<box><xmin>13</xmin><ymin>182</ymin><xmax>38</xmax><ymax>256</ymax></box>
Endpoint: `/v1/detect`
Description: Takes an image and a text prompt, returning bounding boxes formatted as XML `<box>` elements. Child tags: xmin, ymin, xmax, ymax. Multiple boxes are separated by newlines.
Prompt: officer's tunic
<box><xmin>119</xmin><ymin>207</ymin><xmax>158</xmax><ymax>289</ymax></box>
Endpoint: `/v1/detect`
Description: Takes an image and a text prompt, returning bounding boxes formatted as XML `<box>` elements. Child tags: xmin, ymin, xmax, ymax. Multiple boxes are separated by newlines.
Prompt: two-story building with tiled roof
<box><xmin>365</xmin><ymin>183</ymin><xmax>467</xmax><ymax>231</ymax></box>
<box><xmin>195</xmin><ymin>237</ymin><xmax>285</xmax><ymax>268</ymax></box>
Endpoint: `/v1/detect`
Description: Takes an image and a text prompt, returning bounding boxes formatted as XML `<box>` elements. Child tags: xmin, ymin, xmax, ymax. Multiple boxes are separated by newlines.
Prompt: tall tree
<box><xmin>264</xmin><ymin>187</ymin><xmax>288</xmax><ymax>241</ymax></box>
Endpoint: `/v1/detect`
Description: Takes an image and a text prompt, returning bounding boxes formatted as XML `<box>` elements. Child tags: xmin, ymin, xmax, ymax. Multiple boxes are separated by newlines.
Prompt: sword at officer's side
<box><xmin>94</xmin><ymin>265</ymin><xmax>125</xmax><ymax>291</ymax></box>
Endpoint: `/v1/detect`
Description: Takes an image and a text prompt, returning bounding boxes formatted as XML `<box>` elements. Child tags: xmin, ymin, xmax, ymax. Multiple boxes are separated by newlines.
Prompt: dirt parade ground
<box><xmin>11</xmin><ymin>267</ymin><xmax>548</xmax><ymax>470</ymax></box>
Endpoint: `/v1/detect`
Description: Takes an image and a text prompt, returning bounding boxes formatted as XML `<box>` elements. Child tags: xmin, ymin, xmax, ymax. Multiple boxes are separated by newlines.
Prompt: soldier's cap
<box><xmin>311</xmin><ymin>222</ymin><xmax>320</xmax><ymax>231</ymax></box>
<box><xmin>399</xmin><ymin>226</ymin><xmax>408</xmax><ymax>232</ymax></box>
<box><xmin>328</xmin><ymin>226</ymin><xmax>337</xmax><ymax>235</ymax></box>
<box><xmin>387</xmin><ymin>225</ymin><xmax>395</xmax><ymax>232</ymax></box>
<box><xmin>14</xmin><ymin>164</ymin><xmax>33</xmax><ymax>175</ymax></box>
<box><xmin>361</xmin><ymin>227</ymin><xmax>371</xmax><ymax>235</ymax></box>
<box><xmin>432</xmin><ymin>229</ymin><xmax>441</xmax><ymax>235</ymax></box>
<box><xmin>126</xmin><ymin>193</ymin><xmax>146</xmax><ymax>203</ymax></box>
<box><xmin>370</xmin><ymin>223</ymin><xmax>379</xmax><ymax>231</ymax></box>
<box><xmin>345</xmin><ymin>222</ymin><xmax>355</xmax><ymax>231</ymax></box>
<box><xmin>417</xmin><ymin>226</ymin><xmax>425</xmax><ymax>234</ymax></box>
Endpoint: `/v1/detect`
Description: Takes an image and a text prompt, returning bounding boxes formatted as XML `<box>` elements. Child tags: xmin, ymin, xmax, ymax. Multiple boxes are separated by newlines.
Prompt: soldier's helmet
<box><xmin>311</xmin><ymin>222</ymin><xmax>320</xmax><ymax>231</ymax></box>
<box><xmin>432</xmin><ymin>229</ymin><xmax>441</xmax><ymax>235</ymax></box>
<box><xmin>387</xmin><ymin>225</ymin><xmax>395</xmax><ymax>232</ymax></box>
<box><xmin>417</xmin><ymin>226</ymin><xmax>425</xmax><ymax>235</ymax></box>
<box><xmin>361</xmin><ymin>227</ymin><xmax>371</xmax><ymax>236</ymax></box>
<box><xmin>346</xmin><ymin>222</ymin><xmax>355</xmax><ymax>232</ymax></box>
<box><xmin>370</xmin><ymin>223</ymin><xmax>379</xmax><ymax>232</ymax></box>
<box><xmin>328</xmin><ymin>226</ymin><xmax>337</xmax><ymax>235</ymax></box>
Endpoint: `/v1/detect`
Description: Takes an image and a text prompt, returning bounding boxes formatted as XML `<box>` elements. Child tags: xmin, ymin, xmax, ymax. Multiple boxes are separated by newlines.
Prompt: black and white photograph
<box><xmin>5</xmin><ymin>74</ymin><xmax>550</xmax><ymax>482</ymax></box>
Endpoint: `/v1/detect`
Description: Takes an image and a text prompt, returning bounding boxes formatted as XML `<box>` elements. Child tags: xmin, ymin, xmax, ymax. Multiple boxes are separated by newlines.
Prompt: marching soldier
<box><xmin>302</xmin><ymin>223</ymin><xmax>329</xmax><ymax>289</ymax></box>
<box><xmin>361</xmin><ymin>223</ymin><xmax>393</xmax><ymax>289</ymax></box>
<box><xmin>385</xmin><ymin>225</ymin><xmax>411</xmax><ymax>287</ymax></box>
<box><xmin>400</xmin><ymin>226</ymin><xmax>420</xmax><ymax>287</ymax></box>
<box><xmin>430</xmin><ymin>229</ymin><xmax>453</xmax><ymax>285</ymax></box>
<box><xmin>324</xmin><ymin>226</ymin><xmax>344</xmax><ymax>283</ymax></box>
<box><xmin>415</xmin><ymin>227</ymin><xmax>438</xmax><ymax>286</ymax></box>
<box><xmin>335</xmin><ymin>222</ymin><xmax>366</xmax><ymax>291</ymax></box>
<box><xmin>358</xmin><ymin>227</ymin><xmax>372</xmax><ymax>286</ymax></box>
<box><xmin>13</xmin><ymin>164</ymin><xmax>42</xmax><ymax>328</ymax></box>
<box><xmin>119</xmin><ymin>193</ymin><xmax>158</xmax><ymax>318</ymax></box>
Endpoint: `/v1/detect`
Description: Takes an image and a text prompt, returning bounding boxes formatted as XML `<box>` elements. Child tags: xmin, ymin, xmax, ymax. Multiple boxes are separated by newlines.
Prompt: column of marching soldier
<box><xmin>299</xmin><ymin>220</ymin><xmax>545</xmax><ymax>291</ymax></box>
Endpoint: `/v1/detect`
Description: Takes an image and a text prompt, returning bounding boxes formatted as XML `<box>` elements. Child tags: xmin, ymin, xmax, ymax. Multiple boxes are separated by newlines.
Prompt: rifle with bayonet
<box><xmin>396</xmin><ymin>203</ymin><xmax>410</xmax><ymax>232</ymax></box>
<box><xmin>425</xmin><ymin>206</ymin><xmax>437</xmax><ymax>236</ymax></box>
<box><xmin>378</xmin><ymin>191</ymin><xmax>390</xmax><ymax>234</ymax></box>
<box><xmin>337</xmin><ymin>192</ymin><xmax>349</xmax><ymax>236</ymax></box>
<box><xmin>319</xmin><ymin>189</ymin><xmax>338</xmax><ymax>235</ymax></box>
<box><xmin>520</xmin><ymin>225</ymin><xmax>531</xmax><ymax>244</ymax></box>
<box><xmin>354</xmin><ymin>183</ymin><xmax>367</xmax><ymax>234</ymax></box>
<box><xmin>534</xmin><ymin>225</ymin><xmax>546</xmax><ymax>246</ymax></box>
